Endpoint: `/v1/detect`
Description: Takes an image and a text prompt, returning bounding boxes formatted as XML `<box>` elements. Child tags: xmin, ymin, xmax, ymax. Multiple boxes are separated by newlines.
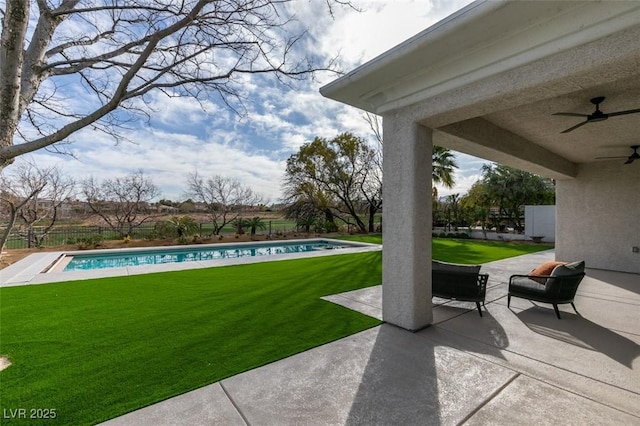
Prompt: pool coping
<box><xmin>0</xmin><ymin>238</ymin><xmax>382</xmax><ymax>287</ymax></box>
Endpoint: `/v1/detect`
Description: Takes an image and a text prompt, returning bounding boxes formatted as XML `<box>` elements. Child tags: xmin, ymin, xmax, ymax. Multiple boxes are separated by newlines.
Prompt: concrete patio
<box><xmin>103</xmin><ymin>250</ymin><xmax>640</xmax><ymax>425</ymax></box>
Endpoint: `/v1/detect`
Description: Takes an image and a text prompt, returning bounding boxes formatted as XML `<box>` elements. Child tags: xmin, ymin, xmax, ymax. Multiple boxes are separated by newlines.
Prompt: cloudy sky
<box><xmin>20</xmin><ymin>0</ymin><xmax>485</xmax><ymax>204</ymax></box>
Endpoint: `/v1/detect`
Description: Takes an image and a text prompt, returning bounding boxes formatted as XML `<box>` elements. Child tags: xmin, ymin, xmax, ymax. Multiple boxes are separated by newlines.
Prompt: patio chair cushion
<box><xmin>432</xmin><ymin>260</ymin><xmax>481</xmax><ymax>274</ymax></box>
<box><xmin>509</xmin><ymin>275</ymin><xmax>548</xmax><ymax>293</ymax></box>
<box><xmin>550</xmin><ymin>260</ymin><xmax>585</xmax><ymax>277</ymax></box>
<box><xmin>529</xmin><ymin>261</ymin><xmax>566</xmax><ymax>283</ymax></box>
<box><xmin>508</xmin><ymin>260</ymin><xmax>586</xmax><ymax>319</ymax></box>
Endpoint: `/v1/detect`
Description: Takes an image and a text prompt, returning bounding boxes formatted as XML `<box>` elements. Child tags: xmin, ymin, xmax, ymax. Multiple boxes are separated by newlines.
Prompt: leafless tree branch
<box><xmin>0</xmin><ymin>0</ymin><xmax>355</xmax><ymax>168</ymax></box>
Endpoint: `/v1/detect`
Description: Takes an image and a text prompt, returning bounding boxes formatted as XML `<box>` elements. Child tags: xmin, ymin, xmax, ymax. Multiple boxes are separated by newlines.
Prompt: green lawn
<box><xmin>432</xmin><ymin>238</ymin><xmax>551</xmax><ymax>263</ymax></box>
<box><xmin>0</xmin><ymin>252</ymin><xmax>382</xmax><ymax>425</ymax></box>
<box><xmin>339</xmin><ymin>234</ymin><xmax>551</xmax><ymax>263</ymax></box>
<box><xmin>0</xmin><ymin>237</ymin><xmax>551</xmax><ymax>425</ymax></box>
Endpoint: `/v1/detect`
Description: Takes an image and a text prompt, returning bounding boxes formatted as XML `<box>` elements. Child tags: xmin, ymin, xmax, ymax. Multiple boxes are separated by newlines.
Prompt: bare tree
<box><xmin>81</xmin><ymin>170</ymin><xmax>160</xmax><ymax>237</ymax></box>
<box><xmin>0</xmin><ymin>166</ymin><xmax>46</xmax><ymax>254</ymax></box>
<box><xmin>364</xmin><ymin>112</ymin><xmax>383</xmax><ymax>150</ymax></box>
<box><xmin>359</xmin><ymin>155</ymin><xmax>382</xmax><ymax>232</ymax></box>
<box><xmin>4</xmin><ymin>162</ymin><xmax>76</xmax><ymax>247</ymax></box>
<box><xmin>0</xmin><ymin>0</ymin><xmax>353</xmax><ymax>169</ymax></box>
<box><xmin>186</xmin><ymin>172</ymin><xmax>262</xmax><ymax>235</ymax></box>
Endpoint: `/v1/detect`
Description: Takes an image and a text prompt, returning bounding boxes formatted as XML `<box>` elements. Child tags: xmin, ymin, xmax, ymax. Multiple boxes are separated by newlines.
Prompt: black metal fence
<box><xmin>3</xmin><ymin>221</ymin><xmax>299</xmax><ymax>250</ymax></box>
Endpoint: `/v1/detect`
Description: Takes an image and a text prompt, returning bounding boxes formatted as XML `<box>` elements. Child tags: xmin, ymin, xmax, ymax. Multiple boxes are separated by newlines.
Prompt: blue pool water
<box><xmin>62</xmin><ymin>240</ymin><xmax>357</xmax><ymax>272</ymax></box>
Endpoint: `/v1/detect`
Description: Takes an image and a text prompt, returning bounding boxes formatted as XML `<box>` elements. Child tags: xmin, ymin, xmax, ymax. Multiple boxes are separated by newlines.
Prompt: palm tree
<box><xmin>432</xmin><ymin>147</ymin><xmax>457</xmax><ymax>232</ymax></box>
<box><xmin>246</xmin><ymin>217</ymin><xmax>266</xmax><ymax>236</ymax></box>
<box><xmin>296</xmin><ymin>216</ymin><xmax>317</xmax><ymax>233</ymax></box>
<box><xmin>432</xmin><ymin>146</ymin><xmax>457</xmax><ymax>199</ymax></box>
<box><xmin>167</xmin><ymin>216</ymin><xmax>199</xmax><ymax>243</ymax></box>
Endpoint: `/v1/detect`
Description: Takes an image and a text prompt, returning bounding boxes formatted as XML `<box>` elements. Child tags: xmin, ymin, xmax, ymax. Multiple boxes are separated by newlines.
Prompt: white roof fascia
<box><xmin>320</xmin><ymin>0</ymin><xmax>640</xmax><ymax>115</ymax></box>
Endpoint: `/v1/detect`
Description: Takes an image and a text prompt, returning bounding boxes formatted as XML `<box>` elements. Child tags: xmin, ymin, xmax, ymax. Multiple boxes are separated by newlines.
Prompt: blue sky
<box><xmin>22</xmin><ymin>0</ymin><xmax>484</xmax><ymax>204</ymax></box>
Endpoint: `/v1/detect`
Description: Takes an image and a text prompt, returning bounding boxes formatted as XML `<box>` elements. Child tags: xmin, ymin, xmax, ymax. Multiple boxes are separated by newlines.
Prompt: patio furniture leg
<box><xmin>553</xmin><ymin>303</ymin><xmax>561</xmax><ymax>319</ymax></box>
<box><xmin>476</xmin><ymin>301</ymin><xmax>483</xmax><ymax>317</ymax></box>
<box><xmin>507</xmin><ymin>294</ymin><xmax>511</xmax><ymax>308</ymax></box>
<box><xmin>571</xmin><ymin>302</ymin><xmax>581</xmax><ymax>316</ymax></box>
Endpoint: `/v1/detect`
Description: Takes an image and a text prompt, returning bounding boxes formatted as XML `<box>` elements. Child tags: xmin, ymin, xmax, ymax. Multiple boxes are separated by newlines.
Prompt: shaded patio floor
<box><xmin>104</xmin><ymin>250</ymin><xmax>640</xmax><ymax>425</ymax></box>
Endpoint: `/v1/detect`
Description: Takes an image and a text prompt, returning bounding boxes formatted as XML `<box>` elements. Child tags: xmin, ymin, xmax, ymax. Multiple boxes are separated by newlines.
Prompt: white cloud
<box><xmin>22</xmin><ymin>0</ymin><xmax>481</xmax><ymax>205</ymax></box>
<box><xmin>311</xmin><ymin>0</ymin><xmax>474</xmax><ymax>70</ymax></box>
<box><xmin>143</xmin><ymin>92</ymin><xmax>224</xmax><ymax>128</ymax></box>
<box><xmin>436</xmin><ymin>173</ymin><xmax>479</xmax><ymax>198</ymax></box>
<box><xmin>436</xmin><ymin>151</ymin><xmax>491</xmax><ymax>198</ymax></box>
<box><xmin>26</xmin><ymin>126</ymin><xmax>287</xmax><ymax>202</ymax></box>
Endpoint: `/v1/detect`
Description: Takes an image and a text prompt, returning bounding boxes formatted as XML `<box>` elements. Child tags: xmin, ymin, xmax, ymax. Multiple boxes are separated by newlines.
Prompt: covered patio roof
<box><xmin>320</xmin><ymin>0</ymin><xmax>640</xmax><ymax>330</ymax></box>
<box><xmin>321</xmin><ymin>0</ymin><xmax>640</xmax><ymax>179</ymax></box>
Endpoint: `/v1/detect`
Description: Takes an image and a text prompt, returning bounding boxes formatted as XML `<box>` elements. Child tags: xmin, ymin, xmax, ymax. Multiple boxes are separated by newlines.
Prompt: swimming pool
<box><xmin>1</xmin><ymin>238</ymin><xmax>381</xmax><ymax>287</ymax></box>
<box><xmin>58</xmin><ymin>239</ymin><xmax>364</xmax><ymax>272</ymax></box>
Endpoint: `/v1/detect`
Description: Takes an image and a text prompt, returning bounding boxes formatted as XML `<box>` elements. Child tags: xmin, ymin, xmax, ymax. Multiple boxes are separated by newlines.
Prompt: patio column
<box><xmin>382</xmin><ymin>114</ymin><xmax>433</xmax><ymax>330</ymax></box>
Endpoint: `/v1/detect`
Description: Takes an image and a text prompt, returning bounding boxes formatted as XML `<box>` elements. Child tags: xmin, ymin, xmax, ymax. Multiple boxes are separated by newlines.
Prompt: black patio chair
<box><xmin>432</xmin><ymin>260</ymin><xmax>489</xmax><ymax>317</ymax></box>
<box><xmin>507</xmin><ymin>260</ymin><xmax>586</xmax><ymax>319</ymax></box>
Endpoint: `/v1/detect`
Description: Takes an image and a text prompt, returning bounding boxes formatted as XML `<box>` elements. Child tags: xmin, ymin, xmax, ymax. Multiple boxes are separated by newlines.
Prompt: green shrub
<box><xmin>153</xmin><ymin>221</ymin><xmax>175</xmax><ymax>239</ymax></box>
<box><xmin>153</xmin><ymin>216</ymin><xmax>200</xmax><ymax>243</ymax></box>
<box><xmin>323</xmin><ymin>221</ymin><xmax>339</xmax><ymax>233</ymax></box>
<box><xmin>76</xmin><ymin>235</ymin><xmax>103</xmax><ymax>249</ymax></box>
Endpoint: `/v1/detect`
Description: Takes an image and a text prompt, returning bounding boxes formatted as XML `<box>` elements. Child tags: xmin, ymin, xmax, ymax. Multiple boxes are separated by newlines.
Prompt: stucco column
<box><xmin>382</xmin><ymin>114</ymin><xmax>433</xmax><ymax>330</ymax></box>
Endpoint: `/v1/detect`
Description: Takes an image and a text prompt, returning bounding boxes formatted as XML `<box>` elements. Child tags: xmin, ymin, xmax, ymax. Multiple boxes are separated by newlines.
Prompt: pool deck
<box><xmin>0</xmin><ymin>239</ymin><xmax>381</xmax><ymax>287</ymax></box>
<box><xmin>101</xmin><ymin>249</ymin><xmax>640</xmax><ymax>425</ymax></box>
<box><xmin>3</xmin><ymin>246</ymin><xmax>638</xmax><ymax>424</ymax></box>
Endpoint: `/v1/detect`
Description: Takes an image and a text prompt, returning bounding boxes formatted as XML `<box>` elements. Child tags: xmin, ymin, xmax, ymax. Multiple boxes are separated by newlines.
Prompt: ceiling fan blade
<box><xmin>560</xmin><ymin>121</ymin><xmax>588</xmax><ymax>133</ymax></box>
<box><xmin>607</xmin><ymin>108</ymin><xmax>640</xmax><ymax>117</ymax></box>
<box><xmin>595</xmin><ymin>156</ymin><xmax>627</xmax><ymax>160</ymax></box>
<box><xmin>624</xmin><ymin>157</ymin><xmax>635</xmax><ymax>164</ymax></box>
<box><xmin>553</xmin><ymin>112</ymin><xmax>590</xmax><ymax>117</ymax></box>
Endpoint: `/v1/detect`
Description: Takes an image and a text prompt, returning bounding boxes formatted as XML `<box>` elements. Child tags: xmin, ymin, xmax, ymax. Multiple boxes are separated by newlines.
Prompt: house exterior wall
<box><xmin>524</xmin><ymin>205</ymin><xmax>555</xmax><ymax>243</ymax></box>
<box><xmin>556</xmin><ymin>162</ymin><xmax>640</xmax><ymax>274</ymax></box>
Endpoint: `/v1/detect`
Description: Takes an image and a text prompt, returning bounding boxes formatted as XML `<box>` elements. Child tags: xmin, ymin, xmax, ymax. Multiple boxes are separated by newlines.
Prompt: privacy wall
<box><xmin>525</xmin><ymin>205</ymin><xmax>556</xmax><ymax>243</ymax></box>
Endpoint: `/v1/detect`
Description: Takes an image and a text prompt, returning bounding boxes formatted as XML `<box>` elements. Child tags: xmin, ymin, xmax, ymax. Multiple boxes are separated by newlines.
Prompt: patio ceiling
<box><xmin>320</xmin><ymin>0</ymin><xmax>640</xmax><ymax>179</ymax></box>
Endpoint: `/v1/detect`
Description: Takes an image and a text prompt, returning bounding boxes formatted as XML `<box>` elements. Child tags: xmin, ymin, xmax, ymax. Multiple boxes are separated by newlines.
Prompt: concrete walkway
<box><xmin>103</xmin><ymin>251</ymin><xmax>640</xmax><ymax>425</ymax></box>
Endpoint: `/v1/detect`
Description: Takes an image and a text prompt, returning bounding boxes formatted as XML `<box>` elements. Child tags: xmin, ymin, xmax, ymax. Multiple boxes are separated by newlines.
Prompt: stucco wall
<box><xmin>556</xmin><ymin>162</ymin><xmax>640</xmax><ymax>274</ymax></box>
<box><xmin>525</xmin><ymin>205</ymin><xmax>556</xmax><ymax>243</ymax></box>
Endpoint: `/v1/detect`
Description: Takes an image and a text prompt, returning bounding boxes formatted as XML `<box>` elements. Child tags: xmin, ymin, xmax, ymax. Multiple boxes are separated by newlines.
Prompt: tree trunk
<box><xmin>368</xmin><ymin>204</ymin><xmax>377</xmax><ymax>233</ymax></box>
<box><xmin>341</xmin><ymin>202</ymin><xmax>367</xmax><ymax>233</ymax></box>
<box><xmin>0</xmin><ymin>204</ymin><xmax>19</xmax><ymax>258</ymax></box>
<box><xmin>0</xmin><ymin>0</ymin><xmax>30</xmax><ymax>168</ymax></box>
<box><xmin>0</xmin><ymin>185</ymin><xmax>43</xmax><ymax>257</ymax></box>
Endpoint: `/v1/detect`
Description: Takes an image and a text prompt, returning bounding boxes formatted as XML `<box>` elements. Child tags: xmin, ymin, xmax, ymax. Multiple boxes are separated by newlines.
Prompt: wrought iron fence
<box><xmin>3</xmin><ymin>221</ymin><xmax>298</xmax><ymax>250</ymax></box>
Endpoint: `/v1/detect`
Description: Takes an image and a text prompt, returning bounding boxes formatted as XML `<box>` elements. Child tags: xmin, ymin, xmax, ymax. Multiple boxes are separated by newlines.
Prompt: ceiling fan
<box><xmin>554</xmin><ymin>96</ymin><xmax>640</xmax><ymax>133</ymax></box>
<box><xmin>596</xmin><ymin>145</ymin><xmax>640</xmax><ymax>165</ymax></box>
